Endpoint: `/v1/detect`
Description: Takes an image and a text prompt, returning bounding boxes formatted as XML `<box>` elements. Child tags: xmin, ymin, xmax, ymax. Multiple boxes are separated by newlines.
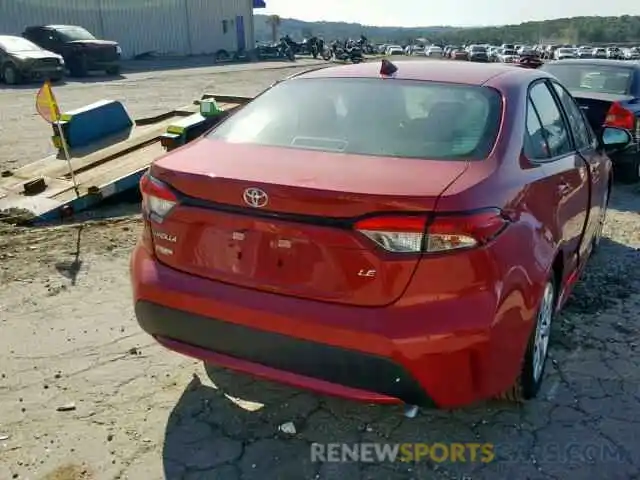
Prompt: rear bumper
<box><xmin>136</xmin><ymin>301</ymin><xmax>431</xmax><ymax>405</ymax></box>
<box><xmin>130</xmin><ymin>243</ymin><xmax>531</xmax><ymax>408</ymax></box>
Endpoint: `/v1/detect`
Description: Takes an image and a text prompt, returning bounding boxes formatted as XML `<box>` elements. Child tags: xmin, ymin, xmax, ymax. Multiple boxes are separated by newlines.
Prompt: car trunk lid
<box><xmin>148</xmin><ymin>139</ymin><xmax>468</xmax><ymax>306</ymax></box>
<box><xmin>570</xmin><ymin>91</ymin><xmax>635</xmax><ymax>132</ymax></box>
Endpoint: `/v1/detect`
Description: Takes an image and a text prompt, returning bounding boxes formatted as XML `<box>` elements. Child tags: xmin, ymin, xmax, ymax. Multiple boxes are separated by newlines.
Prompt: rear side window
<box><xmin>208</xmin><ymin>78</ymin><xmax>503</xmax><ymax>160</ymax></box>
<box><xmin>551</xmin><ymin>82</ymin><xmax>594</xmax><ymax>150</ymax></box>
<box><xmin>525</xmin><ymin>99</ymin><xmax>549</xmax><ymax>159</ymax></box>
<box><xmin>527</xmin><ymin>82</ymin><xmax>573</xmax><ymax>158</ymax></box>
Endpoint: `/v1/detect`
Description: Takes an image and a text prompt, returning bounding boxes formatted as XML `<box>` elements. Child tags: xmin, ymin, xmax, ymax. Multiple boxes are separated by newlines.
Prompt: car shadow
<box><xmin>161</xmin><ymin>365</ymin><xmax>507</xmax><ymax>479</ymax></box>
<box><xmin>119</xmin><ymin>54</ymin><xmax>321</xmax><ymax>75</ymax></box>
<box><xmin>0</xmin><ymin>79</ymin><xmax>68</xmax><ymax>90</ymax></box>
<box><xmin>64</xmin><ymin>72</ymin><xmax>126</xmax><ymax>83</ymax></box>
<box><xmin>609</xmin><ymin>182</ymin><xmax>640</xmax><ymax>214</ymax></box>
<box><xmin>551</xmin><ymin>233</ymin><xmax>640</xmax><ymax>352</ymax></box>
<box><xmin>121</xmin><ymin>54</ymin><xmax>249</xmax><ymax>74</ymax></box>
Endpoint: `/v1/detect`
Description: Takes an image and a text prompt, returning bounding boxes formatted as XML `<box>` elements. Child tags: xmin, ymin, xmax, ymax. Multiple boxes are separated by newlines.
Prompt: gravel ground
<box><xmin>1</xmin><ymin>62</ymin><xmax>640</xmax><ymax>480</ymax></box>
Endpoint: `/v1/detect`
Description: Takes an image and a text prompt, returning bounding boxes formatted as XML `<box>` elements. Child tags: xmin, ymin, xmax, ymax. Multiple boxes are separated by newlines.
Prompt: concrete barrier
<box><xmin>54</xmin><ymin>100</ymin><xmax>134</xmax><ymax>151</ymax></box>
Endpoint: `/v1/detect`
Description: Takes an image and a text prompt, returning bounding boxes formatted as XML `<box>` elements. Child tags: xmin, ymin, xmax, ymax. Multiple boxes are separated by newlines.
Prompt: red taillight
<box><xmin>353</xmin><ymin>209</ymin><xmax>508</xmax><ymax>254</ymax></box>
<box><xmin>605</xmin><ymin>102</ymin><xmax>635</xmax><ymax>130</ymax></box>
<box><xmin>426</xmin><ymin>210</ymin><xmax>508</xmax><ymax>253</ymax></box>
<box><xmin>140</xmin><ymin>172</ymin><xmax>177</xmax><ymax>223</ymax></box>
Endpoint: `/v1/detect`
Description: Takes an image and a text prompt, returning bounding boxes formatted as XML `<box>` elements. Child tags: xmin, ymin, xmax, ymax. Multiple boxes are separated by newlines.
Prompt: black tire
<box><xmin>215</xmin><ymin>50</ymin><xmax>230</xmax><ymax>62</ymax></box>
<box><xmin>501</xmin><ymin>275</ymin><xmax>557</xmax><ymax>402</ymax></box>
<box><xmin>68</xmin><ymin>56</ymin><xmax>88</xmax><ymax>77</ymax></box>
<box><xmin>2</xmin><ymin>63</ymin><xmax>21</xmax><ymax>85</ymax></box>
<box><xmin>616</xmin><ymin>155</ymin><xmax>640</xmax><ymax>184</ymax></box>
<box><xmin>105</xmin><ymin>65</ymin><xmax>120</xmax><ymax>75</ymax></box>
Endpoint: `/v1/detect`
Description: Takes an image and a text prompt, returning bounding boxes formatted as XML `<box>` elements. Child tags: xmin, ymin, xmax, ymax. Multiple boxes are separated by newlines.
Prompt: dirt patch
<box><xmin>42</xmin><ymin>464</ymin><xmax>92</xmax><ymax>480</ymax></box>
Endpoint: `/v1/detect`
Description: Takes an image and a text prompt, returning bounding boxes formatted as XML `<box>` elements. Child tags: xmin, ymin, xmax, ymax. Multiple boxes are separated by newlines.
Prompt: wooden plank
<box><xmin>51</xmin><ymin>143</ymin><xmax>165</xmax><ymax>204</ymax></box>
<box><xmin>0</xmin><ymin>177</ymin><xmax>73</xmax><ymax>216</ymax></box>
<box><xmin>1</xmin><ymin>118</ymin><xmax>179</xmax><ymax>187</ymax></box>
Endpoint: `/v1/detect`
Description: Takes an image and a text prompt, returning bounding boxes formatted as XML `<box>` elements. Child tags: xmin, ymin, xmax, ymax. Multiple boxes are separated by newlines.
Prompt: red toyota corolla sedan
<box><xmin>130</xmin><ymin>60</ymin><xmax>631</xmax><ymax>408</ymax></box>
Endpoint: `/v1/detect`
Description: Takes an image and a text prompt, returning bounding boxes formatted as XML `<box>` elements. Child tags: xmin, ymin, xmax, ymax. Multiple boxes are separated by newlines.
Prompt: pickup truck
<box><xmin>23</xmin><ymin>24</ymin><xmax>121</xmax><ymax>77</ymax></box>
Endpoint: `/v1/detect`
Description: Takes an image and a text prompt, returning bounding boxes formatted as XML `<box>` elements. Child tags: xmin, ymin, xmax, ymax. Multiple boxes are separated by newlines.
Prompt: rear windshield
<box><xmin>208</xmin><ymin>78</ymin><xmax>502</xmax><ymax>160</ymax></box>
<box><xmin>542</xmin><ymin>64</ymin><xmax>633</xmax><ymax>95</ymax></box>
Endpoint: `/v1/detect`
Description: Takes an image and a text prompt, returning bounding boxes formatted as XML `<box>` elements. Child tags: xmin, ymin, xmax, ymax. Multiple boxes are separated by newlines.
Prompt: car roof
<box><xmin>27</xmin><ymin>25</ymin><xmax>80</xmax><ymax>30</ymax></box>
<box><xmin>296</xmin><ymin>60</ymin><xmax>542</xmax><ymax>86</ymax></box>
<box><xmin>545</xmin><ymin>59</ymin><xmax>640</xmax><ymax>68</ymax></box>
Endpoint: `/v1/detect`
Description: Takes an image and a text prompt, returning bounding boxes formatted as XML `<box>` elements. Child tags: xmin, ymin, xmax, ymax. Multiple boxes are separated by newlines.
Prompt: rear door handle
<box><xmin>558</xmin><ymin>182</ymin><xmax>571</xmax><ymax>195</ymax></box>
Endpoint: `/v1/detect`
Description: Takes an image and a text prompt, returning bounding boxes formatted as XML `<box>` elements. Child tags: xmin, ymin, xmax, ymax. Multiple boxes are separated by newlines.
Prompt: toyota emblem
<box><xmin>243</xmin><ymin>187</ymin><xmax>268</xmax><ymax>208</ymax></box>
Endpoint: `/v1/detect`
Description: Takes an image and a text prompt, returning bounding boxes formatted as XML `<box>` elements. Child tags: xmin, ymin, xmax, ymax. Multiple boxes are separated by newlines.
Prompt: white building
<box><xmin>0</xmin><ymin>0</ymin><xmax>265</xmax><ymax>59</ymax></box>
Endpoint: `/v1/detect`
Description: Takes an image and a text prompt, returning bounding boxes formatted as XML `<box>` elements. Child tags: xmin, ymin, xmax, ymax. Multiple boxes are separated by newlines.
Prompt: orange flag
<box><xmin>35</xmin><ymin>80</ymin><xmax>61</xmax><ymax>124</ymax></box>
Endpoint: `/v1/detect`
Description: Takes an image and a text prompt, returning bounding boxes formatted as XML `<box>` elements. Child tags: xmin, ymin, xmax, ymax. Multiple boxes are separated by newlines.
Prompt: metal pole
<box><xmin>97</xmin><ymin>0</ymin><xmax>106</xmax><ymax>38</ymax></box>
<box><xmin>184</xmin><ymin>0</ymin><xmax>193</xmax><ymax>55</ymax></box>
<box><xmin>56</xmin><ymin>122</ymin><xmax>80</xmax><ymax>197</ymax></box>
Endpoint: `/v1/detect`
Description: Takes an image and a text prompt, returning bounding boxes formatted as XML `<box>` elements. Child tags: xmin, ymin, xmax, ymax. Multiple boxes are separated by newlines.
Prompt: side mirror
<box><xmin>601</xmin><ymin>126</ymin><xmax>632</xmax><ymax>152</ymax></box>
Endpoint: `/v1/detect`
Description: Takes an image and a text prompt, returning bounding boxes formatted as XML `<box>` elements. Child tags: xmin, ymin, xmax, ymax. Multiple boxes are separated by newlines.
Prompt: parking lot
<box><xmin>1</xmin><ymin>60</ymin><xmax>640</xmax><ymax>480</ymax></box>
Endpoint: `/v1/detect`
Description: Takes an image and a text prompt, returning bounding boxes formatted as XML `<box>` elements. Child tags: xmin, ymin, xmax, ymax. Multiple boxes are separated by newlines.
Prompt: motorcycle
<box><xmin>280</xmin><ymin>41</ymin><xmax>296</xmax><ymax>61</ymax></box>
<box><xmin>330</xmin><ymin>42</ymin><xmax>364</xmax><ymax>63</ymax></box>
<box><xmin>304</xmin><ymin>37</ymin><xmax>320</xmax><ymax>59</ymax></box>
<box><xmin>255</xmin><ymin>40</ymin><xmax>295</xmax><ymax>61</ymax></box>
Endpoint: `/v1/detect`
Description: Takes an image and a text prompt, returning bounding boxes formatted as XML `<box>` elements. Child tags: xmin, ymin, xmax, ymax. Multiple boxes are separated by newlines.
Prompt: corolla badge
<box><xmin>153</xmin><ymin>231</ymin><xmax>177</xmax><ymax>242</ymax></box>
<box><xmin>243</xmin><ymin>187</ymin><xmax>268</xmax><ymax>208</ymax></box>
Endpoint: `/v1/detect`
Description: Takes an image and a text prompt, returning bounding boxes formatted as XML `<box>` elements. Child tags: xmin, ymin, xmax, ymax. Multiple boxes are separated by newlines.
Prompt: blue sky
<box><xmin>261</xmin><ymin>0</ymin><xmax>639</xmax><ymax>27</ymax></box>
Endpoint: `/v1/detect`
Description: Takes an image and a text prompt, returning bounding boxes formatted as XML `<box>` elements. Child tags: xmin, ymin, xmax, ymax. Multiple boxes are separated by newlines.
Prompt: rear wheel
<box><xmin>215</xmin><ymin>50</ymin><xmax>230</xmax><ymax>62</ymax></box>
<box><xmin>69</xmin><ymin>56</ymin><xmax>88</xmax><ymax>77</ymax></box>
<box><xmin>2</xmin><ymin>63</ymin><xmax>21</xmax><ymax>85</ymax></box>
<box><xmin>502</xmin><ymin>276</ymin><xmax>556</xmax><ymax>402</ymax></box>
<box><xmin>616</xmin><ymin>156</ymin><xmax>640</xmax><ymax>184</ymax></box>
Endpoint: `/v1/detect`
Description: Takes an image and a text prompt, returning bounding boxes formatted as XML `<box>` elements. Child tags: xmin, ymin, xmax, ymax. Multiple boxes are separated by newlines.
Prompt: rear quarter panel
<box><xmin>433</xmin><ymin>74</ymin><xmax>565</xmax><ymax>391</ymax></box>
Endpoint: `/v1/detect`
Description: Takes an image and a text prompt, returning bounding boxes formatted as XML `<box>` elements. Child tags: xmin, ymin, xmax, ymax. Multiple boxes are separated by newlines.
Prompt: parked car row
<box><xmin>541</xmin><ymin>45</ymin><xmax>640</xmax><ymax>60</ymax></box>
<box><xmin>1</xmin><ymin>24</ymin><xmax>121</xmax><ymax>85</ymax></box>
